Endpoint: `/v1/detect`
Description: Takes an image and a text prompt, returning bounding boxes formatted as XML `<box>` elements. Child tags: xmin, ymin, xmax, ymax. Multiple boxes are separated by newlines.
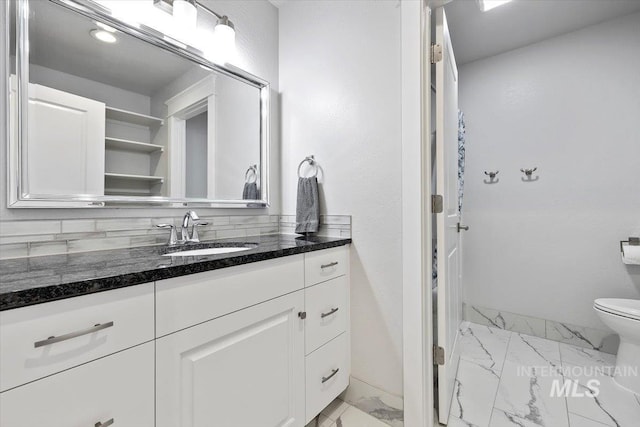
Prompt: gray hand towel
<box><xmin>242</xmin><ymin>182</ymin><xmax>259</xmax><ymax>200</ymax></box>
<box><xmin>295</xmin><ymin>177</ymin><xmax>320</xmax><ymax>234</ymax></box>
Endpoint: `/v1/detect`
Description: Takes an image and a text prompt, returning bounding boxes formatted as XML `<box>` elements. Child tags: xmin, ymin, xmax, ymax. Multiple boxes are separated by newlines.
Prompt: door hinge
<box><xmin>434</xmin><ymin>345</ymin><xmax>445</xmax><ymax>365</ymax></box>
<box><xmin>431</xmin><ymin>43</ymin><xmax>443</xmax><ymax>64</ymax></box>
<box><xmin>298</xmin><ymin>311</ymin><xmax>307</xmax><ymax>319</ymax></box>
<box><xmin>432</xmin><ymin>195</ymin><xmax>443</xmax><ymax>213</ymax></box>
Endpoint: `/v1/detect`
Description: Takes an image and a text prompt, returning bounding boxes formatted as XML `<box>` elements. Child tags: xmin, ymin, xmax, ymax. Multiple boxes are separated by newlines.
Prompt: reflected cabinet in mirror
<box><xmin>7</xmin><ymin>0</ymin><xmax>269</xmax><ymax>207</ymax></box>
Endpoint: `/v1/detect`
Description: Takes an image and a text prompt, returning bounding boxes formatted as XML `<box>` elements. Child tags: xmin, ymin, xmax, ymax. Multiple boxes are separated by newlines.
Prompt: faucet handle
<box><xmin>190</xmin><ymin>221</ymin><xmax>209</xmax><ymax>243</ymax></box>
<box><xmin>156</xmin><ymin>224</ymin><xmax>178</xmax><ymax>245</ymax></box>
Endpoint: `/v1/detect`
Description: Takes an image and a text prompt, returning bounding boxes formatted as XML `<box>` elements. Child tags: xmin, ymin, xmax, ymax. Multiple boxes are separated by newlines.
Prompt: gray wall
<box><xmin>460</xmin><ymin>12</ymin><xmax>640</xmax><ymax>330</ymax></box>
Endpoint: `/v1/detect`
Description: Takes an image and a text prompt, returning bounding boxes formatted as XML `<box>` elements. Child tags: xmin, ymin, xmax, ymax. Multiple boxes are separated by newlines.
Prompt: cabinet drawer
<box><xmin>0</xmin><ymin>342</ymin><xmax>154</xmax><ymax>427</ymax></box>
<box><xmin>305</xmin><ymin>276</ymin><xmax>348</xmax><ymax>354</ymax></box>
<box><xmin>0</xmin><ymin>283</ymin><xmax>154</xmax><ymax>392</ymax></box>
<box><xmin>305</xmin><ymin>333</ymin><xmax>350</xmax><ymax>423</ymax></box>
<box><xmin>304</xmin><ymin>246</ymin><xmax>348</xmax><ymax>286</ymax></box>
<box><xmin>156</xmin><ymin>255</ymin><xmax>304</xmax><ymax>336</ymax></box>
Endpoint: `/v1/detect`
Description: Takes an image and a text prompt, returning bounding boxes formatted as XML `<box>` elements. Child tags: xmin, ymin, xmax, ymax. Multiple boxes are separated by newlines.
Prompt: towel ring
<box><xmin>245</xmin><ymin>165</ymin><xmax>258</xmax><ymax>183</ymax></box>
<box><xmin>297</xmin><ymin>155</ymin><xmax>318</xmax><ymax>178</ymax></box>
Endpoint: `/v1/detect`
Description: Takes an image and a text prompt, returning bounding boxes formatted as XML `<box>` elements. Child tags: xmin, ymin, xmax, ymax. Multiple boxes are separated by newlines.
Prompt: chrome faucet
<box><xmin>156</xmin><ymin>210</ymin><xmax>208</xmax><ymax>245</ymax></box>
<box><xmin>181</xmin><ymin>210</ymin><xmax>208</xmax><ymax>243</ymax></box>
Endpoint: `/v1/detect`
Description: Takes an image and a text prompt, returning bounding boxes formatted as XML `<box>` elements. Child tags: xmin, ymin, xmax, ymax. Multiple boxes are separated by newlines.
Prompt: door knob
<box><xmin>457</xmin><ymin>223</ymin><xmax>469</xmax><ymax>232</ymax></box>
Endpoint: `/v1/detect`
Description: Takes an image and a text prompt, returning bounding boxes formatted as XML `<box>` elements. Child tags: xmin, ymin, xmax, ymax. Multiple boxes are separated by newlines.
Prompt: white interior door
<box><xmin>435</xmin><ymin>7</ymin><xmax>462</xmax><ymax>425</ymax></box>
<box><xmin>11</xmin><ymin>78</ymin><xmax>106</xmax><ymax>196</ymax></box>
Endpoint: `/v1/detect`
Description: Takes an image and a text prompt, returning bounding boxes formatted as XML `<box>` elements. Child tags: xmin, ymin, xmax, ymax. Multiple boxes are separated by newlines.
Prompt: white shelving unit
<box><xmin>106</xmin><ymin>106</ymin><xmax>164</xmax><ymax>127</ymax></box>
<box><xmin>104</xmin><ymin>173</ymin><xmax>164</xmax><ymax>183</ymax></box>
<box><xmin>105</xmin><ymin>137</ymin><xmax>164</xmax><ymax>153</ymax></box>
<box><xmin>104</xmin><ymin>107</ymin><xmax>165</xmax><ymax>197</ymax></box>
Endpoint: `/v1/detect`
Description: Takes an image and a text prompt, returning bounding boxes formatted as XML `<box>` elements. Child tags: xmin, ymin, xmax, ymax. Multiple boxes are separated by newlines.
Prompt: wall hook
<box><xmin>520</xmin><ymin>167</ymin><xmax>539</xmax><ymax>182</ymax></box>
<box><xmin>484</xmin><ymin>170</ymin><xmax>499</xmax><ymax>179</ymax></box>
<box><xmin>483</xmin><ymin>170</ymin><xmax>499</xmax><ymax>184</ymax></box>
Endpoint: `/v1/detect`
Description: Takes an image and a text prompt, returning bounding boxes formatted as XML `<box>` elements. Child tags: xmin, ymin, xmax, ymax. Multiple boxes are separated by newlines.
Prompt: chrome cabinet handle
<box><xmin>95</xmin><ymin>419</ymin><xmax>114</xmax><ymax>427</ymax></box>
<box><xmin>320</xmin><ymin>307</ymin><xmax>339</xmax><ymax>319</ymax></box>
<box><xmin>34</xmin><ymin>321</ymin><xmax>115</xmax><ymax>348</ymax></box>
<box><xmin>321</xmin><ymin>368</ymin><xmax>340</xmax><ymax>384</ymax></box>
<box><xmin>321</xmin><ymin>261</ymin><xmax>338</xmax><ymax>269</ymax></box>
<box><xmin>457</xmin><ymin>223</ymin><xmax>469</xmax><ymax>232</ymax></box>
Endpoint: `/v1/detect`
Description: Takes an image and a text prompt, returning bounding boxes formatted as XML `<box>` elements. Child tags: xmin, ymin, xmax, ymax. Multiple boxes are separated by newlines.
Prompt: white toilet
<box><xmin>594</xmin><ymin>298</ymin><xmax>640</xmax><ymax>395</ymax></box>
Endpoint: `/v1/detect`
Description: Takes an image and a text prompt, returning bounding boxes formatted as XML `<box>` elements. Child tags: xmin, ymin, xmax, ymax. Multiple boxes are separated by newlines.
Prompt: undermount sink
<box><xmin>163</xmin><ymin>246</ymin><xmax>253</xmax><ymax>257</ymax></box>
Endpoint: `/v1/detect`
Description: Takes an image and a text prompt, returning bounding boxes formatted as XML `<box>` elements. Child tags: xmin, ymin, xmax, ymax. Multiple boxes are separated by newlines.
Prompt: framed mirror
<box><xmin>7</xmin><ymin>0</ymin><xmax>270</xmax><ymax>208</ymax></box>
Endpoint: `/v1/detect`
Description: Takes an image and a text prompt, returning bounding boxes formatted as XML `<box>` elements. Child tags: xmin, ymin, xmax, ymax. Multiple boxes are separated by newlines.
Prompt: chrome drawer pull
<box><xmin>95</xmin><ymin>419</ymin><xmax>114</xmax><ymax>427</ymax></box>
<box><xmin>34</xmin><ymin>321</ymin><xmax>115</xmax><ymax>348</ymax></box>
<box><xmin>320</xmin><ymin>261</ymin><xmax>339</xmax><ymax>269</ymax></box>
<box><xmin>322</xmin><ymin>368</ymin><xmax>340</xmax><ymax>384</ymax></box>
<box><xmin>320</xmin><ymin>307</ymin><xmax>339</xmax><ymax>319</ymax></box>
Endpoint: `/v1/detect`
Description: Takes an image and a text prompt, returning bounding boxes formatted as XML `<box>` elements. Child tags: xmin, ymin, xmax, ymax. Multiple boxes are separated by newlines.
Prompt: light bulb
<box><xmin>212</xmin><ymin>23</ymin><xmax>236</xmax><ymax>64</ymax></box>
<box><xmin>173</xmin><ymin>0</ymin><xmax>197</xmax><ymax>29</ymax></box>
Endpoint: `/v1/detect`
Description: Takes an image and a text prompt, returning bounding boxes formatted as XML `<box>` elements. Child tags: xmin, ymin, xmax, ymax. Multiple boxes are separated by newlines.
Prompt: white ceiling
<box><xmin>25</xmin><ymin>1</ymin><xmax>196</xmax><ymax>96</ymax></box>
<box><xmin>444</xmin><ymin>0</ymin><xmax>640</xmax><ymax>65</ymax></box>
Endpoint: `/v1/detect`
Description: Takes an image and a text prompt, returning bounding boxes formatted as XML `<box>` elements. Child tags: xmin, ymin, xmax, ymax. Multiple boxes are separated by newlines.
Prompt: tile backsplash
<box><xmin>279</xmin><ymin>214</ymin><xmax>351</xmax><ymax>238</ymax></box>
<box><xmin>0</xmin><ymin>214</ymin><xmax>351</xmax><ymax>259</ymax></box>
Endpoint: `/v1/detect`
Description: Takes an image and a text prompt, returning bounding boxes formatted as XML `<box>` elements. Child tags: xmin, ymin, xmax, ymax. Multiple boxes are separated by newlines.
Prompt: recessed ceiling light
<box><xmin>96</xmin><ymin>22</ymin><xmax>117</xmax><ymax>33</ymax></box>
<box><xmin>90</xmin><ymin>29</ymin><xmax>117</xmax><ymax>43</ymax></box>
<box><xmin>478</xmin><ymin>0</ymin><xmax>513</xmax><ymax>12</ymax></box>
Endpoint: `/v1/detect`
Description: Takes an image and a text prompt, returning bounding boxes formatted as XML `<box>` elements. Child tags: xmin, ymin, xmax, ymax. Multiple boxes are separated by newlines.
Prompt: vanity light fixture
<box><xmin>477</xmin><ymin>0</ymin><xmax>513</xmax><ymax>12</ymax></box>
<box><xmin>153</xmin><ymin>0</ymin><xmax>236</xmax><ymax>62</ymax></box>
<box><xmin>173</xmin><ymin>0</ymin><xmax>197</xmax><ymax>29</ymax></box>
<box><xmin>90</xmin><ymin>28</ymin><xmax>117</xmax><ymax>43</ymax></box>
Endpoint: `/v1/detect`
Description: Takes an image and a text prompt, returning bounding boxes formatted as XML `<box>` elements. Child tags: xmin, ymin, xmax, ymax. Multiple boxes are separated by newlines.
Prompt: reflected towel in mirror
<box><xmin>242</xmin><ymin>182</ymin><xmax>259</xmax><ymax>200</ymax></box>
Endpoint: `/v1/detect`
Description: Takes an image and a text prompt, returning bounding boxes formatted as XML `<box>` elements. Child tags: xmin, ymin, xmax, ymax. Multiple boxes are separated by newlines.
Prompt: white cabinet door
<box><xmin>0</xmin><ymin>342</ymin><xmax>154</xmax><ymax>427</ymax></box>
<box><xmin>157</xmin><ymin>291</ymin><xmax>305</xmax><ymax>427</ymax></box>
<box><xmin>11</xmin><ymin>77</ymin><xmax>105</xmax><ymax>196</ymax></box>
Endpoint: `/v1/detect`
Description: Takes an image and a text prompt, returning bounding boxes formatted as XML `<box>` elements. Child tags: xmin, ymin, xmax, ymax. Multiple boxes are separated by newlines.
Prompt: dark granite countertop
<box><xmin>0</xmin><ymin>234</ymin><xmax>351</xmax><ymax>311</ymax></box>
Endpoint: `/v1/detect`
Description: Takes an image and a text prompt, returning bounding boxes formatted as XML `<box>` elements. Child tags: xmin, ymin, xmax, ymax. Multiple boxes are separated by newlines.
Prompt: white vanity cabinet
<box><xmin>154</xmin><ymin>246</ymin><xmax>351</xmax><ymax>427</ymax></box>
<box><xmin>0</xmin><ymin>283</ymin><xmax>155</xmax><ymax>427</ymax></box>
<box><xmin>303</xmin><ymin>246</ymin><xmax>350</xmax><ymax>423</ymax></box>
<box><xmin>0</xmin><ymin>245</ymin><xmax>350</xmax><ymax>427</ymax></box>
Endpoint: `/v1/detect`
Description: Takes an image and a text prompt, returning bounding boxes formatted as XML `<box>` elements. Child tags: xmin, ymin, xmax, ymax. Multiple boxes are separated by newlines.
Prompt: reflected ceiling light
<box><xmin>90</xmin><ymin>29</ymin><xmax>117</xmax><ymax>43</ymax></box>
<box><xmin>477</xmin><ymin>0</ymin><xmax>513</xmax><ymax>12</ymax></box>
<box><xmin>153</xmin><ymin>0</ymin><xmax>236</xmax><ymax>63</ymax></box>
<box><xmin>96</xmin><ymin>22</ymin><xmax>117</xmax><ymax>33</ymax></box>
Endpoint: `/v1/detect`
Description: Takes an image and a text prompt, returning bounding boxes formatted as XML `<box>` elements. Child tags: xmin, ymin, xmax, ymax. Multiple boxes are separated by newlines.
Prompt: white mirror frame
<box><xmin>6</xmin><ymin>0</ymin><xmax>270</xmax><ymax>208</ymax></box>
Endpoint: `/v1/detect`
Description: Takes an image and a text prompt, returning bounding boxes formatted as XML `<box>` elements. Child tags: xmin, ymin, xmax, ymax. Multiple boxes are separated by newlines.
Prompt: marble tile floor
<box><xmin>445</xmin><ymin>322</ymin><xmax>640</xmax><ymax>427</ymax></box>
<box><xmin>307</xmin><ymin>398</ymin><xmax>390</xmax><ymax>427</ymax></box>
